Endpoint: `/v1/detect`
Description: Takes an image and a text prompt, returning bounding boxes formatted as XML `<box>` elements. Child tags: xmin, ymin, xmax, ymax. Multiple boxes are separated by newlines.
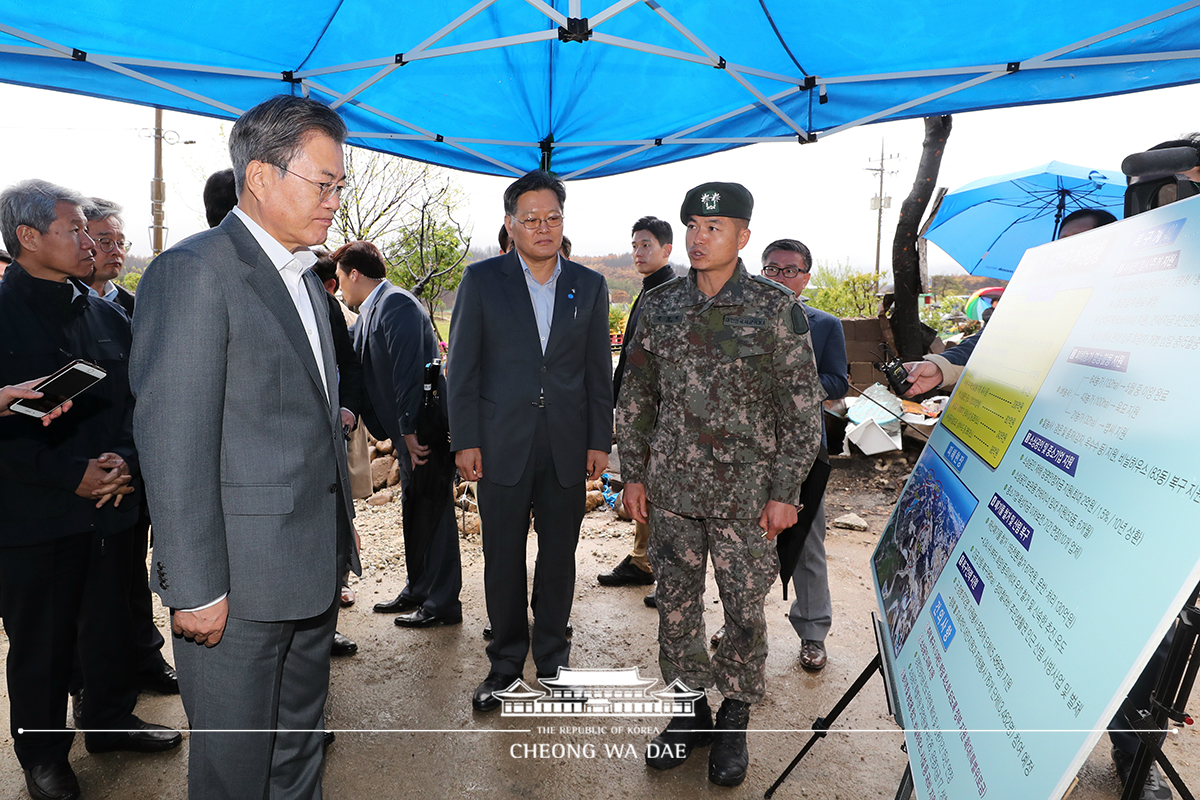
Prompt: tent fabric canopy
<box><xmin>2</xmin><ymin>0</ymin><xmax>1199</xmax><ymax>179</ymax></box>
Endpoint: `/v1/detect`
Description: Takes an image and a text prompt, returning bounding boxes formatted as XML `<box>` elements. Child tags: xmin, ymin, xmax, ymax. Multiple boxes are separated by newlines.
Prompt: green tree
<box><xmin>609</xmin><ymin>306</ymin><xmax>628</xmax><ymax>336</ymax></box>
<box><xmin>118</xmin><ymin>271</ymin><xmax>142</xmax><ymax>292</ymax></box>
<box><xmin>806</xmin><ymin>261</ymin><xmax>878</xmax><ymax>318</ymax></box>
<box><xmin>329</xmin><ymin>148</ymin><xmax>470</xmax><ymax>316</ymax></box>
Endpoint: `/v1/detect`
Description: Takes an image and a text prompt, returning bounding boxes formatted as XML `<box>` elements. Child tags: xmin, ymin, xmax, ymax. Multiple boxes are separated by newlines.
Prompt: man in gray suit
<box><xmin>130</xmin><ymin>95</ymin><xmax>360</xmax><ymax>799</ymax></box>
<box><xmin>448</xmin><ymin>170</ymin><xmax>613</xmax><ymax>712</ymax></box>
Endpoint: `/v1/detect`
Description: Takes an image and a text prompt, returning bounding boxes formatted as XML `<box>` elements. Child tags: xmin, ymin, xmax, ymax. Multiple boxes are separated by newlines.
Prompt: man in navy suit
<box><xmin>448</xmin><ymin>170</ymin><xmax>612</xmax><ymax>712</ymax></box>
<box><xmin>336</xmin><ymin>239</ymin><xmax>462</xmax><ymax>628</ymax></box>
<box><xmin>760</xmin><ymin>239</ymin><xmax>847</xmax><ymax>672</ymax></box>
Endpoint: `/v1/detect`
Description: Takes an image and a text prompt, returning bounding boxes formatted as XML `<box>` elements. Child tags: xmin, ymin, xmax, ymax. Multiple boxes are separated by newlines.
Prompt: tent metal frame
<box><xmin>1</xmin><ymin>0</ymin><xmax>1199</xmax><ymax>178</ymax></box>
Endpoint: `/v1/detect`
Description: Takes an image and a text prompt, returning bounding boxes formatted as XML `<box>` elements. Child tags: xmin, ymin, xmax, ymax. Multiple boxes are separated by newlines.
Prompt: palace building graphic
<box><xmin>495</xmin><ymin>667</ymin><xmax>704</xmax><ymax>717</ymax></box>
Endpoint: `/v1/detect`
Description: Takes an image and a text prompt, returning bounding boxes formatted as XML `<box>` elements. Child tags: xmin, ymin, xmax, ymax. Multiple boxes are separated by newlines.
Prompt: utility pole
<box><xmin>147</xmin><ymin>108</ymin><xmax>195</xmax><ymax>256</ymax></box>
<box><xmin>866</xmin><ymin>140</ymin><xmax>900</xmax><ymax>292</ymax></box>
<box><xmin>150</xmin><ymin>108</ymin><xmax>165</xmax><ymax>256</ymax></box>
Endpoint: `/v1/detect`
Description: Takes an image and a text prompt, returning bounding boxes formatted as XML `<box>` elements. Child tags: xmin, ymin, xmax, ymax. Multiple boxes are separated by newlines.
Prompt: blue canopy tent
<box><xmin>1</xmin><ymin>1</ymin><xmax>1199</xmax><ymax>179</ymax></box>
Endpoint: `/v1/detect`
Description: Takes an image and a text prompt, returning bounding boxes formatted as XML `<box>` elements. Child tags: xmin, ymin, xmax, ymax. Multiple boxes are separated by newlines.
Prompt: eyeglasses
<box><xmin>514</xmin><ymin>214</ymin><xmax>565</xmax><ymax>230</ymax></box>
<box><xmin>278</xmin><ymin>166</ymin><xmax>349</xmax><ymax>203</ymax></box>
<box><xmin>762</xmin><ymin>265</ymin><xmax>809</xmax><ymax>279</ymax></box>
<box><xmin>93</xmin><ymin>237</ymin><xmax>130</xmax><ymax>253</ymax></box>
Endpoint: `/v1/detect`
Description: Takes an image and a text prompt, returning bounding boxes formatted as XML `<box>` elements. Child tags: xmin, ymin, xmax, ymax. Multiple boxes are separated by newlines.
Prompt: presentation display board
<box><xmin>872</xmin><ymin>195</ymin><xmax>1200</xmax><ymax>800</ymax></box>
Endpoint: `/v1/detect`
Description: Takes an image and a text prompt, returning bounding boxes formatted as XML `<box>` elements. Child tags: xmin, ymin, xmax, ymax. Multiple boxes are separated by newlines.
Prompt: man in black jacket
<box><xmin>79</xmin><ymin>197</ymin><xmax>181</xmax><ymax>697</ymax></box>
<box><xmin>0</xmin><ymin>180</ymin><xmax>180</xmax><ymax>800</ymax></box>
<box><xmin>600</xmin><ymin>216</ymin><xmax>675</xmax><ymax>596</ymax></box>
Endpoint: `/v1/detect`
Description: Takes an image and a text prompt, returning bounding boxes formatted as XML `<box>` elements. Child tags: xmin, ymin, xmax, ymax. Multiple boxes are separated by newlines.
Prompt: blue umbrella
<box><xmin>924</xmin><ymin>161</ymin><xmax>1125</xmax><ymax>280</ymax></box>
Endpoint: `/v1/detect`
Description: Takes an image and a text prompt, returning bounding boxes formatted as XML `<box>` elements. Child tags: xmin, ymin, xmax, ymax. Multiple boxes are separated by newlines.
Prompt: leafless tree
<box><xmin>329</xmin><ymin>148</ymin><xmax>471</xmax><ymax>316</ymax></box>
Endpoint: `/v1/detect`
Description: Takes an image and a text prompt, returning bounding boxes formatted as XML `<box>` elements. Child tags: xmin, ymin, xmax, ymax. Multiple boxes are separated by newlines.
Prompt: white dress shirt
<box><xmin>231</xmin><ymin>206</ymin><xmax>329</xmax><ymax>394</ymax></box>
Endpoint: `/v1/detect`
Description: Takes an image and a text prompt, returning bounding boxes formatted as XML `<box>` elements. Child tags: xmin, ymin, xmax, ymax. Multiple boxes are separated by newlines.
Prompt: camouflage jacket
<box><xmin>615</xmin><ymin>260</ymin><xmax>823</xmax><ymax>519</ymax></box>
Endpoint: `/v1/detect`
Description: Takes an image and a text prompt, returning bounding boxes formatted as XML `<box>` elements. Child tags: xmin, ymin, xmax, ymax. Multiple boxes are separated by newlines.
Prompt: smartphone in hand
<box><xmin>9</xmin><ymin>360</ymin><xmax>107</xmax><ymax>418</ymax></box>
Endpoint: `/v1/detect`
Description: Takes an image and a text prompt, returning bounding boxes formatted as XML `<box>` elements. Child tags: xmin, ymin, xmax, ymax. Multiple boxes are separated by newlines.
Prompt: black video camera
<box><xmin>1121</xmin><ymin>139</ymin><xmax>1200</xmax><ymax>218</ymax></box>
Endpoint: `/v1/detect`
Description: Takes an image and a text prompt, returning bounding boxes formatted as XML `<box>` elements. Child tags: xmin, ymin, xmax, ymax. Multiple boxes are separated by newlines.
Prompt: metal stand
<box><xmin>765</xmin><ymin>614</ymin><xmax>912</xmax><ymax>799</ymax></box>
<box><xmin>1119</xmin><ymin>583</ymin><xmax>1200</xmax><ymax>800</ymax></box>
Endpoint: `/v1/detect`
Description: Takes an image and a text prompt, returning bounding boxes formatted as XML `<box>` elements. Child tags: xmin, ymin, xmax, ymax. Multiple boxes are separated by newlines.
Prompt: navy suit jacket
<box><xmin>447</xmin><ymin>251</ymin><xmax>612</xmax><ymax>488</ymax></box>
<box><xmin>804</xmin><ymin>302</ymin><xmax>849</xmax><ymax>402</ymax></box>
<box><xmin>353</xmin><ymin>281</ymin><xmax>439</xmax><ymax>445</ymax></box>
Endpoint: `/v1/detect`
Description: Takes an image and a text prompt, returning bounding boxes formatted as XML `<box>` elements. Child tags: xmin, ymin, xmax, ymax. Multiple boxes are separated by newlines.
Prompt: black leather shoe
<box><xmin>472</xmin><ymin>672</ymin><xmax>520</xmax><ymax>712</ymax></box>
<box><xmin>644</xmin><ymin>590</ymin><xmax>657</xmax><ymax>608</ymax></box>
<box><xmin>598</xmin><ymin>555</ymin><xmax>655</xmax><ymax>586</ymax></box>
<box><xmin>646</xmin><ymin>694</ymin><xmax>712</xmax><ymax>770</ymax></box>
<box><xmin>138</xmin><ymin>658</ymin><xmax>180</xmax><ymax>695</ymax></box>
<box><xmin>395</xmin><ymin>608</ymin><xmax>463</xmax><ymax>628</ymax></box>
<box><xmin>24</xmin><ymin>762</ymin><xmax>79</xmax><ymax>800</ymax></box>
<box><xmin>482</xmin><ymin>621</ymin><xmax>493</xmax><ymax>639</ymax></box>
<box><xmin>373</xmin><ymin>594</ymin><xmax>421</xmax><ymax>613</ymax></box>
<box><xmin>331</xmin><ymin>631</ymin><xmax>358</xmax><ymax>656</ymax></box>
<box><xmin>85</xmin><ymin>717</ymin><xmax>183</xmax><ymax>754</ymax></box>
<box><xmin>323</xmin><ymin>731</ymin><xmax>336</xmax><ymax>748</ymax></box>
<box><xmin>708</xmin><ymin>698</ymin><xmax>751</xmax><ymax>786</ymax></box>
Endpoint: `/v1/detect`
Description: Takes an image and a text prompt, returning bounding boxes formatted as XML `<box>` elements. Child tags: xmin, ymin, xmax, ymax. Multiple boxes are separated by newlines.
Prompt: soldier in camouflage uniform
<box><xmin>615</xmin><ymin>182</ymin><xmax>823</xmax><ymax>787</ymax></box>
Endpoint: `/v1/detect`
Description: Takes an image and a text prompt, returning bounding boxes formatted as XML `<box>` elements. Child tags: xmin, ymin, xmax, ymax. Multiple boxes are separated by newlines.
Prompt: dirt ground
<box><xmin>1</xmin><ymin>449</ymin><xmax>1196</xmax><ymax>799</ymax></box>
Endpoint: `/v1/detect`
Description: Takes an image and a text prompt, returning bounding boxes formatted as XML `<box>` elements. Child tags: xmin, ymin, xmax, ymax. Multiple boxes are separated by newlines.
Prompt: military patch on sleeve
<box><xmin>725</xmin><ymin>315</ymin><xmax>768</xmax><ymax>328</ymax></box>
<box><xmin>790</xmin><ymin>304</ymin><xmax>810</xmax><ymax>335</ymax></box>
<box><xmin>651</xmin><ymin>312</ymin><xmax>684</xmax><ymax>324</ymax></box>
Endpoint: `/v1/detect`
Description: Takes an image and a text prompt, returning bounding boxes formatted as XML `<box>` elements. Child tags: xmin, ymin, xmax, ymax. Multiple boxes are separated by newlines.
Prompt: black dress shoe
<box><xmin>85</xmin><ymin>717</ymin><xmax>182</xmax><ymax>754</ymax></box>
<box><xmin>138</xmin><ymin>658</ymin><xmax>180</xmax><ymax>695</ymax></box>
<box><xmin>373</xmin><ymin>594</ymin><xmax>421</xmax><ymax>613</ymax></box>
<box><xmin>24</xmin><ymin>762</ymin><xmax>80</xmax><ymax>800</ymax></box>
<box><xmin>644</xmin><ymin>590</ymin><xmax>657</xmax><ymax>608</ymax></box>
<box><xmin>598</xmin><ymin>555</ymin><xmax>655</xmax><ymax>586</ymax></box>
<box><xmin>708</xmin><ymin>698</ymin><xmax>751</xmax><ymax>787</ymax></box>
<box><xmin>472</xmin><ymin>672</ymin><xmax>520</xmax><ymax>712</ymax></box>
<box><xmin>646</xmin><ymin>695</ymin><xmax>712</xmax><ymax>770</ymax></box>
<box><xmin>482</xmin><ymin>621</ymin><xmax>493</xmax><ymax>639</ymax></box>
<box><xmin>395</xmin><ymin>608</ymin><xmax>463</xmax><ymax>628</ymax></box>
<box><xmin>331</xmin><ymin>631</ymin><xmax>358</xmax><ymax>656</ymax></box>
<box><xmin>323</xmin><ymin>731</ymin><xmax>336</xmax><ymax>748</ymax></box>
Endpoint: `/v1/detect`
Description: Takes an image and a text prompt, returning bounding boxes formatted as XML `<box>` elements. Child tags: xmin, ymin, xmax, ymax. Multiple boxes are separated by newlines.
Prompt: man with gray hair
<box><xmin>83</xmin><ymin>199</ymin><xmax>135</xmax><ymax>314</ymax></box>
<box><xmin>0</xmin><ymin>179</ymin><xmax>181</xmax><ymax>800</ymax></box>
<box><xmin>79</xmin><ymin>198</ymin><xmax>181</xmax><ymax>699</ymax></box>
<box><xmin>131</xmin><ymin>95</ymin><xmax>360</xmax><ymax>799</ymax></box>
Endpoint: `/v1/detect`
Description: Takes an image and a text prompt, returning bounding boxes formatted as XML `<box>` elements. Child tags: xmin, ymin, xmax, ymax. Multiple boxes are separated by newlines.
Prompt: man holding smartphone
<box><xmin>0</xmin><ymin>179</ymin><xmax>181</xmax><ymax>800</ymax></box>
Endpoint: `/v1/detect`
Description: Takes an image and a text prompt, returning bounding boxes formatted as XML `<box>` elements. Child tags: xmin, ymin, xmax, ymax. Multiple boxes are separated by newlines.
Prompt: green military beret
<box><xmin>680</xmin><ymin>182</ymin><xmax>753</xmax><ymax>223</ymax></box>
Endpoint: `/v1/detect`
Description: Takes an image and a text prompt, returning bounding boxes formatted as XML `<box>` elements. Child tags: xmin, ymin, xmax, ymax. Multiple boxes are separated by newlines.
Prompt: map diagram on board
<box><xmin>873</xmin><ymin>448</ymin><xmax>978</xmax><ymax>656</ymax></box>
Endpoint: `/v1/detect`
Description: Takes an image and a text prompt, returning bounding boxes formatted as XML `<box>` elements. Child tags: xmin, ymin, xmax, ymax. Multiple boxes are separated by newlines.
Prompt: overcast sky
<box><xmin>2</xmin><ymin>81</ymin><xmax>1198</xmax><ymax>277</ymax></box>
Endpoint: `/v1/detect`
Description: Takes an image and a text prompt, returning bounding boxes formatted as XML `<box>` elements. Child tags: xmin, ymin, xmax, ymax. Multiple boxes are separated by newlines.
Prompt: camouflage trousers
<box><xmin>647</xmin><ymin>505</ymin><xmax>779</xmax><ymax>704</ymax></box>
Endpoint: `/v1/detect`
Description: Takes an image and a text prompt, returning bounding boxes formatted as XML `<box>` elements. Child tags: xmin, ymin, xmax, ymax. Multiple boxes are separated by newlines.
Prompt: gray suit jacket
<box><xmin>130</xmin><ymin>213</ymin><xmax>359</xmax><ymax>622</ymax></box>
<box><xmin>447</xmin><ymin>251</ymin><xmax>612</xmax><ymax>488</ymax></box>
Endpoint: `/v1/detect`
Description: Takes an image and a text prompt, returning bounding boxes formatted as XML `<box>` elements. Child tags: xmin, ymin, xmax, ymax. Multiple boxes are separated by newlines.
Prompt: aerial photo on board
<box><xmin>873</xmin><ymin>447</ymin><xmax>978</xmax><ymax>656</ymax></box>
